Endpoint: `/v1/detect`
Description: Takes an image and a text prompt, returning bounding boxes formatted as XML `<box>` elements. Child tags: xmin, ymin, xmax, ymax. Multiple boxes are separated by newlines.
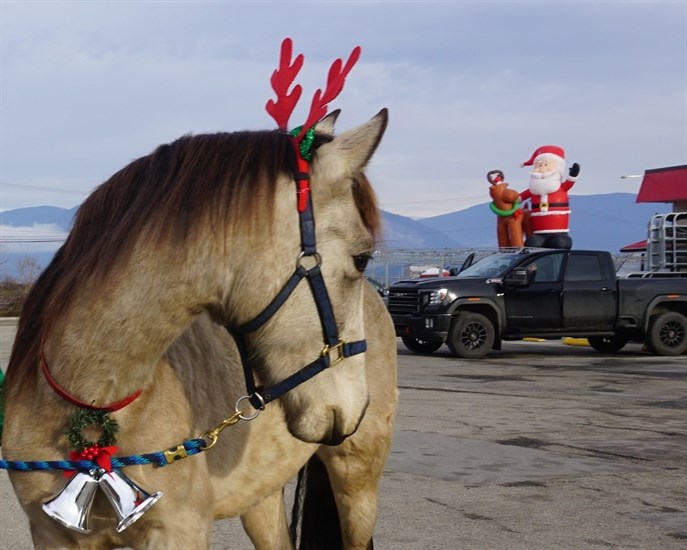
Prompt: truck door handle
<box><xmin>600</xmin><ymin>287</ymin><xmax>612</xmax><ymax>291</ymax></box>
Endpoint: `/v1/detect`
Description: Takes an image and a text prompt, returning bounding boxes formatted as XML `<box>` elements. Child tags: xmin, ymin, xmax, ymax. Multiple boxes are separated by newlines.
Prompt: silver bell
<box><xmin>98</xmin><ymin>469</ymin><xmax>163</xmax><ymax>532</ymax></box>
<box><xmin>41</xmin><ymin>469</ymin><xmax>102</xmax><ymax>533</ymax></box>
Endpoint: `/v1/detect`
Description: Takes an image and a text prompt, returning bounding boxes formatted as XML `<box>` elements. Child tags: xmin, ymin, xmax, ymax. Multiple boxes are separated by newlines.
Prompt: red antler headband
<box><xmin>265</xmin><ymin>38</ymin><xmax>304</xmax><ymax>132</ymax></box>
<box><xmin>265</xmin><ymin>37</ymin><xmax>361</xmax><ymax>212</ymax></box>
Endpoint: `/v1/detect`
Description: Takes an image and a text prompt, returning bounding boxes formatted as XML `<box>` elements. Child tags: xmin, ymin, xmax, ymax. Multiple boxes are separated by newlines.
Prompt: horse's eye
<box><xmin>353</xmin><ymin>254</ymin><xmax>372</xmax><ymax>273</ymax></box>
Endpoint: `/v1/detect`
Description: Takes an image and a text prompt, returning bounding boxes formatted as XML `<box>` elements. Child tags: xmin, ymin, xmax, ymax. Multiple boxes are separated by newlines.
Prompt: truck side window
<box><xmin>565</xmin><ymin>254</ymin><xmax>603</xmax><ymax>282</ymax></box>
<box><xmin>523</xmin><ymin>254</ymin><xmax>563</xmax><ymax>282</ymax></box>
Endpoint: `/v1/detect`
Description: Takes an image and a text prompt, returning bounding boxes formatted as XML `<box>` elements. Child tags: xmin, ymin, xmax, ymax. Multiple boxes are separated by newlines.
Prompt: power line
<box><xmin>0</xmin><ymin>238</ymin><xmax>65</xmax><ymax>243</ymax></box>
<box><xmin>0</xmin><ymin>181</ymin><xmax>89</xmax><ymax>195</ymax></box>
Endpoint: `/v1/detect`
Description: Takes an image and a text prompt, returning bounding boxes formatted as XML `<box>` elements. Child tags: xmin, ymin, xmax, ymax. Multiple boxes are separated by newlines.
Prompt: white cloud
<box><xmin>0</xmin><ymin>224</ymin><xmax>67</xmax><ymax>253</ymax></box>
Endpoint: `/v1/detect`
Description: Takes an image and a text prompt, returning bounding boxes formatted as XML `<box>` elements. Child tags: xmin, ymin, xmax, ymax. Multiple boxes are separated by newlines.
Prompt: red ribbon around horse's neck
<box><xmin>40</xmin><ymin>349</ymin><xmax>141</xmax><ymax>412</ymax></box>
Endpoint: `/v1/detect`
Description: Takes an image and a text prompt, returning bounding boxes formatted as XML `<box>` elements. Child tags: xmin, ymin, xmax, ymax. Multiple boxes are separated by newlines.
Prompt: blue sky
<box><xmin>1</xmin><ymin>0</ymin><xmax>686</xmax><ymax>221</ymax></box>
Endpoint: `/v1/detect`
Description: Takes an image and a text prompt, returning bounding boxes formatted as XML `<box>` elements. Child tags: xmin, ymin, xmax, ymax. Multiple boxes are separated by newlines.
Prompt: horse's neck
<box><xmin>166</xmin><ymin>313</ymin><xmax>247</xmax><ymax>426</ymax></box>
<box><xmin>44</xmin><ymin>249</ymin><xmax>214</xmax><ymax>406</ymax></box>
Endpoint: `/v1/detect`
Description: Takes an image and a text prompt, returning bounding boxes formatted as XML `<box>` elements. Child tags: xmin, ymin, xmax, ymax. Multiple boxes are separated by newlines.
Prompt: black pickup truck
<box><xmin>387</xmin><ymin>249</ymin><xmax>687</xmax><ymax>358</ymax></box>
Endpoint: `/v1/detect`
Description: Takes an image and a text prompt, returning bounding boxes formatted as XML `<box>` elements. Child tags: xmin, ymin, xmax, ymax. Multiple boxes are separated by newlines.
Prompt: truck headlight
<box><xmin>428</xmin><ymin>288</ymin><xmax>448</xmax><ymax>305</ymax></box>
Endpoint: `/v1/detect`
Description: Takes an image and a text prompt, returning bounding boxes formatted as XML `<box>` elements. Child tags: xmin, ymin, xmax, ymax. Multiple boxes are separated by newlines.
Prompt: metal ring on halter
<box><xmin>296</xmin><ymin>251</ymin><xmax>322</xmax><ymax>270</ymax></box>
<box><xmin>236</xmin><ymin>394</ymin><xmax>264</xmax><ymax>421</ymax></box>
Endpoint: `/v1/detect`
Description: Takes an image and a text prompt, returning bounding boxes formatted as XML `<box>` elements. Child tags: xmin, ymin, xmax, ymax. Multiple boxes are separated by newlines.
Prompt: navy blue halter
<box><xmin>226</xmin><ymin>167</ymin><xmax>367</xmax><ymax>412</ymax></box>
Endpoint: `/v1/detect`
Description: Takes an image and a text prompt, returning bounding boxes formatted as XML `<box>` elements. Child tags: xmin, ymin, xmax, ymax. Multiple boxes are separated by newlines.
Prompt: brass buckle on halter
<box><xmin>321</xmin><ymin>339</ymin><xmax>346</xmax><ymax>367</ymax></box>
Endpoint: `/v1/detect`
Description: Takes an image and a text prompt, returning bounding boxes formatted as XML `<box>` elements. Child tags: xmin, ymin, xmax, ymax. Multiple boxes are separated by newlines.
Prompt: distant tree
<box><xmin>15</xmin><ymin>255</ymin><xmax>42</xmax><ymax>286</ymax></box>
<box><xmin>0</xmin><ymin>243</ymin><xmax>9</xmax><ymax>271</ymax></box>
<box><xmin>0</xmin><ymin>255</ymin><xmax>41</xmax><ymax>316</ymax></box>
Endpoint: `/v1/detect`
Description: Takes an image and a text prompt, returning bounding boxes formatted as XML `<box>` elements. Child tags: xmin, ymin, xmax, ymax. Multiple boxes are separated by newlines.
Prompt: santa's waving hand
<box><xmin>519</xmin><ymin>145</ymin><xmax>580</xmax><ymax>249</ymax></box>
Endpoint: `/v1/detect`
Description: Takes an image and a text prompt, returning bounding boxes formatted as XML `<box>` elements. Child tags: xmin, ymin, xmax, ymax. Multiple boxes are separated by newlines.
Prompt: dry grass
<box><xmin>0</xmin><ymin>282</ymin><xmax>29</xmax><ymax>317</ymax></box>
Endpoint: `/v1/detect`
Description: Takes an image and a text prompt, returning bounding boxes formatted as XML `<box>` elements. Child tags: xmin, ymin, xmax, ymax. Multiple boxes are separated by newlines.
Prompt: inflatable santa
<box><xmin>519</xmin><ymin>145</ymin><xmax>580</xmax><ymax>249</ymax></box>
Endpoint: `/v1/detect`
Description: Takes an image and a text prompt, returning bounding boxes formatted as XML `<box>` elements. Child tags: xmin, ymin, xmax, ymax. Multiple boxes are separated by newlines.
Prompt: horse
<box><xmin>177</xmin><ymin>280</ymin><xmax>397</xmax><ymax>550</ymax></box>
<box><xmin>487</xmin><ymin>169</ymin><xmax>530</xmax><ymax>248</ymax></box>
<box><xmin>1</xmin><ymin>101</ymin><xmax>396</xmax><ymax>548</ymax></box>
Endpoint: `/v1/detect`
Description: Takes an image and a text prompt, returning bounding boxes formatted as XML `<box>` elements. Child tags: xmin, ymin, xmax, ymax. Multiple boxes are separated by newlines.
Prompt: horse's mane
<box><xmin>6</xmin><ymin>129</ymin><xmax>381</xmax><ymax>396</ymax></box>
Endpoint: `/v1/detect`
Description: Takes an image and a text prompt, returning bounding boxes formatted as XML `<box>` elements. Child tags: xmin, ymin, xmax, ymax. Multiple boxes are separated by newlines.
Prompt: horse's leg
<box><xmin>316</xmin><ymin>426</ymin><xmax>391</xmax><ymax>550</ymax></box>
<box><xmin>241</xmin><ymin>489</ymin><xmax>294</xmax><ymax>550</ymax></box>
<box><xmin>314</xmin><ymin>287</ymin><xmax>398</xmax><ymax>550</ymax></box>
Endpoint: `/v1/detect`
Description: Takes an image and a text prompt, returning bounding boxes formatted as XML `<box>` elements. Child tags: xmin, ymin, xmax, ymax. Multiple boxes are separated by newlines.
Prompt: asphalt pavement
<box><xmin>1</xmin><ymin>318</ymin><xmax>686</xmax><ymax>549</ymax></box>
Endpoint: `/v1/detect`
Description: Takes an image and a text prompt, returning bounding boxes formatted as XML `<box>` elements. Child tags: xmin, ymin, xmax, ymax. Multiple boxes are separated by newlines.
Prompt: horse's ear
<box><xmin>317</xmin><ymin>109</ymin><xmax>388</xmax><ymax>173</ymax></box>
<box><xmin>316</xmin><ymin>109</ymin><xmax>341</xmax><ymax>137</ymax></box>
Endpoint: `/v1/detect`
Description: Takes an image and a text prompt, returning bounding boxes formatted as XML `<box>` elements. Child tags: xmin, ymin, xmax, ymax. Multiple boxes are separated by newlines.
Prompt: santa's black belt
<box><xmin>533</xmin><ymin>202</ymin><xmax>569</xmax><ymax>208</ymax></box>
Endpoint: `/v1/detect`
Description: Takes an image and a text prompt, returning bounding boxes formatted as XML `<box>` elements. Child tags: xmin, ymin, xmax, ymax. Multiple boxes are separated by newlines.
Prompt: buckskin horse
<box><xmin>1</xmin><ymin>38</ymin><xmax>397</xmax><ymax>549</ymax></box>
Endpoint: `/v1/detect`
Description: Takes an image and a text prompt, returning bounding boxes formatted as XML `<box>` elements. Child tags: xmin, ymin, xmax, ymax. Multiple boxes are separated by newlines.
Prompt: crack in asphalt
<box><xmin>545</xmin><ymin>442</ymin><xmax>652</xmax><ymax>462</ymax></box>
<box><xmin>398</xmin><ymin>384</ymin><xmax>597</xmax><ymax>401</ymax></box>
<box><xmin>495</xmin><ymin>436</ymin><xmax>653</xmax><ymax>461</ymax></box>
<box><xmin>583</xmin><ymin>421</ymin><xmax>684</xmax><ymax>438</ymax></box>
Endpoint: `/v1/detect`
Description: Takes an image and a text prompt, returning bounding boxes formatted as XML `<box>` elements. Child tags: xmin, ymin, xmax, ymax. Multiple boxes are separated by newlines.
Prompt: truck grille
<box><xmin>387</xmin><ymin>288</ymin><xmax>420</xmax><ymax>314</ymax></box>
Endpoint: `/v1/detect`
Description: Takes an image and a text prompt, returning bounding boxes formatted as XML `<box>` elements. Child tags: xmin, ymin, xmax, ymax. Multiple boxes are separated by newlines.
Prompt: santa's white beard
<box><xmin>529</xmin><ymin>170</ymin><xmax>562</xmax><ymax>195</ymax></box>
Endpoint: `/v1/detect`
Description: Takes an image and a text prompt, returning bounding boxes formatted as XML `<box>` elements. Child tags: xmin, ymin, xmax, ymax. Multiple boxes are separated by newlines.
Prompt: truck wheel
<box><xmin>401</xmin><ymin>336</ymin><xmax>443</xmax><ymax>354</ymax></box>
<box><xmin>646</xmin><ymin>311</ymin><xmax>687</xmax><ymax>356</ymax></box>
<box><xmin>587</xmin><ymin>335</ymin><xmax>628</xmax><ymax>353</ymax></box>
<box><xmin>447</xmin><ymin>312</ymin><xmax>495</xmax><ymax>359</ymax></box>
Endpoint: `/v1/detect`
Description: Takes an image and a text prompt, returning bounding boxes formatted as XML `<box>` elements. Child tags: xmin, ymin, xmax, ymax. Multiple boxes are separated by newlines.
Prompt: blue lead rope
<box><xmin>0</xmin><ymin>438</ymin><xmax>206</xmax><ymax>472</ymax></box>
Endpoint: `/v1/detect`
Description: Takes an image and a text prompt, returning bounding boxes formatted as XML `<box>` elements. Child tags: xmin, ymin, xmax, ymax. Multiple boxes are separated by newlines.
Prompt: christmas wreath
<box><xmin>66</xmin><ymin>409</ymin><xmax>119</xmax><ymax>452</ymax></box>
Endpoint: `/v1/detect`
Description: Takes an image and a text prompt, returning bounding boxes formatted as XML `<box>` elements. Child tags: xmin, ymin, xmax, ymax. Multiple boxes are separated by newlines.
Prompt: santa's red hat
<box><xmin>521</xmin><ymin>145</ymin><xmax>565</xmax><ymax>167</ymax></box>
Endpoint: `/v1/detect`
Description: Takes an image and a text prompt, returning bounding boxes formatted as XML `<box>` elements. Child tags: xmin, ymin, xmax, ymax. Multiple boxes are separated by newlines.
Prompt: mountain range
<box><xmin>1</xmin><ymin>192</ymin><xmax>670</xmax><ymax>278</ymax></box>
<box><xmin>383</xmin><ymin>192</ymin><xmax>668</xmax><ymax>251</ymax></box>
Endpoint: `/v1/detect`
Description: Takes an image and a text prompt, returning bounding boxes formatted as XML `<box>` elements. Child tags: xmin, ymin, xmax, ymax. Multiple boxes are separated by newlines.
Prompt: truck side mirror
<box><xmin>458</xmin><ymin>253</ymin><xmax>475</xmax><ymax>273</ymax></box>
<box><xmin>506</xmin><ymin>267</ymin><xmax>532</xmax><ymax>287</ymax></box>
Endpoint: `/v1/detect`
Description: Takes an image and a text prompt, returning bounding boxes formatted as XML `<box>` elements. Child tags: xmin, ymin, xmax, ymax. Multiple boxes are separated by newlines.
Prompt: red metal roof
<box><xmin>619</xmin><ymin>239</ymin><xmax>647</xmax><ymax>252</ymax></box>
<box><xmin>636</xmin><ymin>165</ymin><xmax>687</xmax><ymax>203</ymax></box>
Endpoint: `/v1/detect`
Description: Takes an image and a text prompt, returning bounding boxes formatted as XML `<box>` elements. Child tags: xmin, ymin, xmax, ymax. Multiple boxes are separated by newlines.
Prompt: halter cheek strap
<box><xmin>225</xmin><ymin>145</ymin><xmax>366</xmax><ymax>412</ymax></box>
<box><xmin>225</xmin><ymin>38</ymin><xmax>367</xmax><ymax>413</ymax></box>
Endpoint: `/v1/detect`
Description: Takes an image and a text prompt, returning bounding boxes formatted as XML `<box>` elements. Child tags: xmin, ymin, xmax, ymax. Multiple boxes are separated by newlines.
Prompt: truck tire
<box><xmin>447</xmin><ymin>312</ymin><xmax>495</xmax><ymax>359</ymax></box>
<box><xmin>401</xmin><ymin>336</ymin><xmax>443</xmax><ymax>354</ymax></box>
<box><xmin>645</xmin><ymin>311</ymin><xmax>687</xmax><ymax>356</ymax></box>
<box><xmin>587</xmin><ymin>335</ymin><xmax>628</xmax><ymax>354</ymax></box>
